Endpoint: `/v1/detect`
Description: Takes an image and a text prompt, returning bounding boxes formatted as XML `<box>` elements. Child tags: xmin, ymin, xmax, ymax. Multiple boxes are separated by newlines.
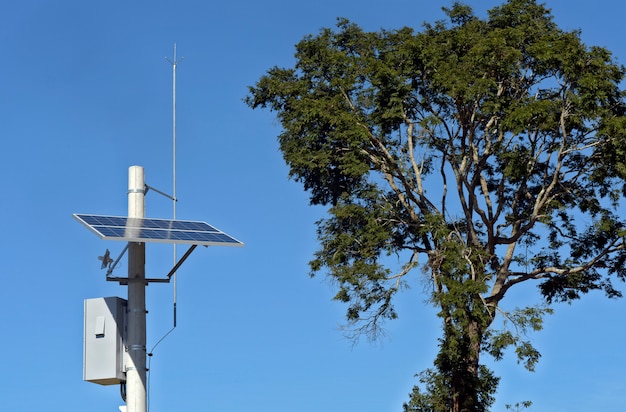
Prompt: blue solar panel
<box><xmin>73</xmin><ymin>214</ymin><xmax>244</xmax><ymax>247</ymax></box>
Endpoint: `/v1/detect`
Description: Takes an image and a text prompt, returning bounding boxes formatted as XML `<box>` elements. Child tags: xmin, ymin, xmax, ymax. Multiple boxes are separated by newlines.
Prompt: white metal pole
<box><xmin>127</xmin><ymin>165</ymin><xmax>147</xmax><ymax>412</ymax></box>
<box><xmin>172</xmin><ymin>44</ymin><xmax>178</xmax><ymax>222</ymax></box>
<box><xmin>172</xmin><ymin>44</ymin><xmax>178</xmax><ymax>327</ymax></box>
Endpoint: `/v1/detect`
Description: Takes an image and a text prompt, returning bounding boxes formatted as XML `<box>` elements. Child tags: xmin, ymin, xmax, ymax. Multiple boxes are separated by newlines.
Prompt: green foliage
<box><xmin>404</xmin><ymin>364</ymin><xmax>499</xmax><ymax>412</ymax></box>
<box><xmin>484</xmin><ymin>305</ymin><xmax>552</xmax><ymax>371</ymax></box>
<box><xmin>246</xmin><ymin>0</ymin><xmax>626</xmax><ymax>409</ymax></box>
<box><xmin>505</xmin><ymin>401</ymin><xmax>533</xmax><ymax>412</ymax></box>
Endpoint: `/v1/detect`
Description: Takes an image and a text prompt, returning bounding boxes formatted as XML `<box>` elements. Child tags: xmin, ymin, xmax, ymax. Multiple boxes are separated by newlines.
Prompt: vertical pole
<box><xmin>171</xmin><ymin>44</ymin><xmax>178</xmax><ymax>327</ymax></box>
<box><xmin>126</xmin><ymin>165</ymin><xmax>147</xmax><ymax>412</ymax></box>
<box><xmin>167</xmin><ymin>44</ymin><xmax>182</xmax><ymax>329</ymax></box>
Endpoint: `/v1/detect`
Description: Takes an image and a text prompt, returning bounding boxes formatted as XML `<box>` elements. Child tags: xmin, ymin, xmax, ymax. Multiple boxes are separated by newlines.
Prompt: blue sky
<box><xmin>1</xmin><ymin>1</ymin><xmax>625</xmax><ymax>411</ymax></box>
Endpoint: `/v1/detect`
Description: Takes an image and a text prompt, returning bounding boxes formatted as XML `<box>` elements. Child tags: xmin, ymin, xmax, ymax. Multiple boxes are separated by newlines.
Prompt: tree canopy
<box><xmin>246</xmin><ymin>1</ymin><xmax>626</xmax><ymax>410</ymax></box>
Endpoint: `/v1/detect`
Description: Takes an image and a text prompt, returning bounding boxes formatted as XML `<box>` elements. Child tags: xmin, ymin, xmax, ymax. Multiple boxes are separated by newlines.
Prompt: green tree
<box><xmin>246</xmin><ymin>1</ymin><xmax>626</xmax><ymax>410</ymax></box>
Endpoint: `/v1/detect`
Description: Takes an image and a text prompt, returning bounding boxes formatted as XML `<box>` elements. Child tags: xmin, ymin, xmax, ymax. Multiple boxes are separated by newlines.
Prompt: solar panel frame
<box><xmin>73</xmin><ymin>214</ymin><xmax>244</xmax><ymax>247</ymax></box>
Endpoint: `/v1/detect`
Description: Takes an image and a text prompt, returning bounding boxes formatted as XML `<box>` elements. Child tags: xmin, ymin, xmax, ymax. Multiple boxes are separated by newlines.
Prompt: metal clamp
<box><xmin>127</xmin><ymin>188</ymin><xmax>146</xmax><ymax>194</ymax></box>
<box><xmin>127</xmin><ymin>344</ymin><xmax>146</xmax><ymax>352</ymax></box>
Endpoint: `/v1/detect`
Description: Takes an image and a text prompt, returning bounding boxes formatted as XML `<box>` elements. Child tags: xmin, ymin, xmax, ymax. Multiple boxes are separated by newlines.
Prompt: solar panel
<box><xmin>73</xmin><ymin>214</ymin><xmax>244</xmax><ymax>247</ymax></box>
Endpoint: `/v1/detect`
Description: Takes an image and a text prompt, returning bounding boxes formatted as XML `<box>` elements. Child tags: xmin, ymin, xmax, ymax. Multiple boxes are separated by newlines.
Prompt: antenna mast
<box><xmin>170</xmin><ymin>43</ymin><xmax>181</xmax><ymax>221</ymax></box>
<box><xmin>166</xmin><ymin>44</ymin><xmax>183</xmax><ymax>326</ymax></box>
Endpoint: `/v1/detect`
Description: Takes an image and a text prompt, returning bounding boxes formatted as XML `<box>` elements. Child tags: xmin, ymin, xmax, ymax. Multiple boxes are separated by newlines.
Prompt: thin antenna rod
<box><xmin>166</xmin><ymin>44</ymin><xmax>183</xmax><ymax>327</ymax></box>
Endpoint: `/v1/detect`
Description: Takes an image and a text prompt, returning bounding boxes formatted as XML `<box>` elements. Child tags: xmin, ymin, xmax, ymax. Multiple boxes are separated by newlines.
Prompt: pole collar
<box><xmin>127</xmin><ymin>188</ymin><xmax>146</xmax><ymax>194</ymax></box>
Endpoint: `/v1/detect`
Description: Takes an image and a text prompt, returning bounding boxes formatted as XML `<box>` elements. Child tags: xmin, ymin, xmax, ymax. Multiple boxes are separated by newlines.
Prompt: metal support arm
<box><xmin>165</xmin><ymin>244</ymin><xmax>198</xmax><ymax>279</ymax></box>
<box><xmin>106</xmin><ymin>244</ymin><xmax>199</xmax><ymax>284</ymax></box>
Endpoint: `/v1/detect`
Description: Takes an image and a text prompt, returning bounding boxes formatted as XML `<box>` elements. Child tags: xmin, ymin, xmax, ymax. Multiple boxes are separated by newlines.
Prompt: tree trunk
<box><xmin>440</xmin><ymin>299</ymin><xmax>492</xmax><ymax>412</ymax></box>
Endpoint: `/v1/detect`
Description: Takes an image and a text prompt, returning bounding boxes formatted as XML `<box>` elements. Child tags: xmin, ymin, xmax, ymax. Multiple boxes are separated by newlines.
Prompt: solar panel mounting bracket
<box><xmin>104</xmin><ymin>244</ymin><xmax>129</xmax><ymax>281</ymax></box>
<box><xmin>105</xmin><ymin>244</ymin><xmax>199</xmax><ymax>285</ymax></box>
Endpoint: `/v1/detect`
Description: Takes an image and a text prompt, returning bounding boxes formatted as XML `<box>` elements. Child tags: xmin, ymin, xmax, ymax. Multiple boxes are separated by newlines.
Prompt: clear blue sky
<box><xmin>1</xmin><ymin>1</ymin><xmax>625</xmax><ymax>411</ymax></box>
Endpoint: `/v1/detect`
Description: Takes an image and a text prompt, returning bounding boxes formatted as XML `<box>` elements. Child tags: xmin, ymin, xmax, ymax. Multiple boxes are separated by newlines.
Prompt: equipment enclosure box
<box><xmin>84</xmin><ymin>297</ymin><xmax>127</xmax><ymax>385</ymax></box>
